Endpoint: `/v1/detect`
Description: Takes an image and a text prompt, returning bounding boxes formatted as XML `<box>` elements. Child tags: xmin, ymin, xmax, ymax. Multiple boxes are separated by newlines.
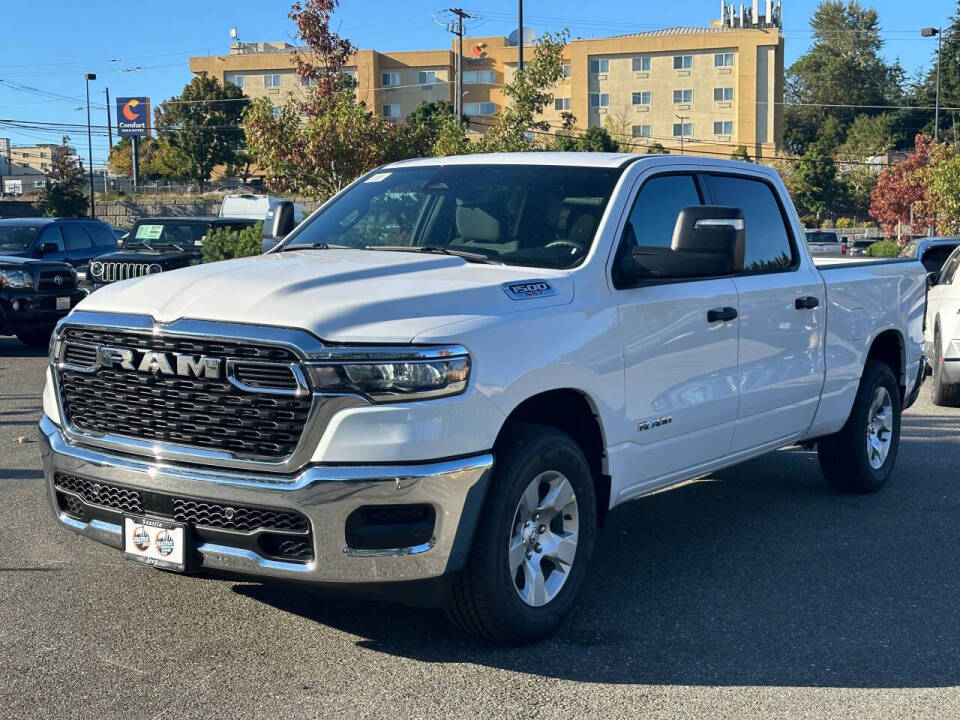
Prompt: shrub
<box><xmin>201</xmin><ymin>222</ymin><xmax>263</xmax><ymax>263</ymax></box>
<box><xmin>866</xmin><ymin>240</ymin><xmax>900</xmax><ymax>258</ymax></box>
<box><xmin>799</xmin><ymin>214</ymin><xmax>818</xmax><ymax>228</ymax></box>
<box><xmin>835</xmin><ymin>217</ymin><xmax>855</xmax><ymax>229</ymax></box>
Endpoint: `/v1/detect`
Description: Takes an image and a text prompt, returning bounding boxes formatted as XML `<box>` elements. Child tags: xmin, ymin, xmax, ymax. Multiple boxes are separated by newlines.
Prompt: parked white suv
<box><xmin>42</xmin><ymin>154</ymin><xmax>926</xmax><ymax>644</ymax></box>
<box><xmin>925</xmin><ymin>244</ymin><xmax>960</xmax><ymax>405</ymax></box>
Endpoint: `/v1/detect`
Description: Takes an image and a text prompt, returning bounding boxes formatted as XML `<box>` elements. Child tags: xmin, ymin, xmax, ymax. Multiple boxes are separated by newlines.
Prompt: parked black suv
<box><xmin>0</xmin><ymin>256</ymin><xmax>86</xmax><ymax>346</ymax></box>
<box><xmin>0</xmin><ymin>217</ymin><xmax>119</xmax><ymax>270</ymax></box>
<box><xmin>89</xmin><ymin>216</ymin><xmax>257</xmax><ymax>286</ymax></box>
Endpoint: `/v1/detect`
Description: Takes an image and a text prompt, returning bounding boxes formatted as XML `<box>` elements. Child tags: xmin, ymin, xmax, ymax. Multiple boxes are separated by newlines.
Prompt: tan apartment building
<box><xmin>2</xmin><ymin>142</ymin><xmax>58</xmax><ymax>174</ymax></box>
<box><xmin>189</xmin><ymin>5</ymin><xmax>783</xmax><ymax>158</ymax></box>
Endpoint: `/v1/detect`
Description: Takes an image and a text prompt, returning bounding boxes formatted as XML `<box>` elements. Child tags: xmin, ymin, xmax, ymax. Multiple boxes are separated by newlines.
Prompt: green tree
<box><xmin>915</xmin><ymin>2</ymin><xmax>960</xmax><ymax>141</ymax></box>
<box><xmin>730</xmin><ymin>146</ymin><xmax>752</xmax><ymax>162</ymax></box>
<box><xmin>201</xmin><ymin>222</ymin><xmax>263</xmax><ymax>262</ymax></box>
<box><xmin>645</xmin><ymin>142</ymin><xmax>669</xmax><ymax>154</ymax></box>
<box><xmin>790</xmin><ymin>146</ymin><xmax>844</xmax><ymax>218</ymax></box>
<box><xmin>154</xmin><ymin>76</ymin><xmax>248</xmax><ymax>188</ymax></box>
<box><xmin>930</xmin><ymin>142</ymin><xmax>960</xmax><ymax>234</ymax></box>
<box><xmin>402</xmin><ymin>100</ymin><xmax>469</xmax><ymax>157</ymax></box>
<box><xmin>837</xmin><ymin>113</ymin><xmax>898</xmax><ymax>159</ymax></box>
<box><xmin>35</xmin><ymin>136</ymin><xmax>88</xmax><ymax>217</ymax></box>
<box><xmin>478</xmin><ymin>30</ymin><xmax>568</xmax><ymax>152</ymax></box>
<box><xmin>784</xmin><ymin>1</ymin><xmax>904</xmax><ymax>154</ymax></box>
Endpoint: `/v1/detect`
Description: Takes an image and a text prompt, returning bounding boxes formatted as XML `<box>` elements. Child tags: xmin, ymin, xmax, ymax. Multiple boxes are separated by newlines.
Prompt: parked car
<box><xmin>219</xmin><ymin>193</ymin><xmax>306</xmax><ymax>235</ymax></box>
<box><xmin>0</xmin><ymin>217</ymin><xmax>120</xmax><ymax>271</ymax></box>
<box><xmin>899</xmin><ymin>236</ymin><xmax>960</xmax><ymax>274</ymax></box>
<box><xmin>924</xmin><ymin>244</ymin><xmax>960</xmax><ymax>406</ymax></box>
<box><xmin>844</xmin><ymin>239</ymin><xmax>876</xmax><ymax>257</ymax></box>
<box><xmin>88</xmin><ymin>216</ymin><xmax>258</xmax><ymax>287</ymax></box>
<box><xmin>0</xmin><ymin>256</ymin><xmax>85</xmax><ymax>346</ymax></box>
<box><xmin>804</xmin><ymin>229</ymin><xmax>843</xmax><ymax>255</ymax></box>
<box><xmin>42</xmin><ymin>154</ymin><xmax>926</xmax><ymax>644</ymax></box>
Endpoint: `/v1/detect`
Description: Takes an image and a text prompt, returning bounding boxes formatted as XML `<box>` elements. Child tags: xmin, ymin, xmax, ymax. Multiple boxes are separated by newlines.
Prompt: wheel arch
<box><xmin>495</xmin><ymin>388</ymin><xmax>611</xmax><ymax>526</ymax></box>
<box><xmin>866</xmin><ymin>327</ymin><xmax>906</xmax><ymax>399</ymax></box>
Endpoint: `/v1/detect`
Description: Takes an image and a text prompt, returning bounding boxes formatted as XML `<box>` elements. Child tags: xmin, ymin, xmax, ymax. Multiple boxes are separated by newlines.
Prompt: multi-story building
<box><xmin>0</xmin><ymin>139</ymin><xmax>60</xmax><ymax>196</ymax></box>
<box><xmin>189</xmin><ymin>4</ymin><xmax>783</xmax><ymax>158</ymax></box>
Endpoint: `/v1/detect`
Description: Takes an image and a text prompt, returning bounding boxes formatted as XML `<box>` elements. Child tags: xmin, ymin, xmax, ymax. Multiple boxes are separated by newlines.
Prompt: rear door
<box><xmin>703</xmin><ymin>173</ymin><xmax>826</xmax><ymax>452</ymax></box>
<box><xmin>614</xmin><ymin>172</ymin><xmax>740</xmax><ymax>490</ymax></box>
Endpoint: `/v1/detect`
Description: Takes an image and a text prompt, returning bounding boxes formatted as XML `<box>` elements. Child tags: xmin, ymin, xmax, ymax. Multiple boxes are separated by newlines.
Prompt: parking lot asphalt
<box><xmin>2</xmin><ymin>336</ymin><xmax>960</xmax><ymax>719</ymax></box>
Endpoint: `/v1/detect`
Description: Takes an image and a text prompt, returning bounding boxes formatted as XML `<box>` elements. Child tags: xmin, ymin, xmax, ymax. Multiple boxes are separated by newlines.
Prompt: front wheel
<box><xmin>818</xmin><ymin>359</ymin><xmax>901</xmax><ymax>493</ymax></box>
<box><xmin>446</xmin><ymin>423</ymin><xmax>597</xmax><ymax>645</ymax></box>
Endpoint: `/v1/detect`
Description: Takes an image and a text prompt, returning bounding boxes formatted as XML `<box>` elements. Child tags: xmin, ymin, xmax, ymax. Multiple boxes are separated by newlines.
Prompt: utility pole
<box><xmin>85</xmin><ymin>73</ymin><xmax>97</xmax><ymax>218</ymax></box>
<box><xmin>105</xmin><ymin>88</ymin><xmax>113</xmax><ymax>194</ymax></box>
<box><xmin>448</xmin><ymin>8</ymin><xmax>470</xmax><ymax>117</ymax></box>
<box><xmin>675</xmin><ymin>114</ymin><xmax>688</xmax><ymax>155</ymax></box>
<box><xmin>517</xmin><ymin>0</ymin><xmax>524</xmax><ymax>71</ymax></box>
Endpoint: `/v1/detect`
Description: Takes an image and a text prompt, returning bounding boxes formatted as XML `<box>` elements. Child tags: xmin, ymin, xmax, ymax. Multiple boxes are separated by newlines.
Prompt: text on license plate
<box><xmin>56</xmin><ymin>296</ymin><xmax>70</xmax><ymax>310</ymax></box>
<box><xmin>123</xmin><ymin>516</ymin><xmax>186</xmax><ymax>570</ymax></box>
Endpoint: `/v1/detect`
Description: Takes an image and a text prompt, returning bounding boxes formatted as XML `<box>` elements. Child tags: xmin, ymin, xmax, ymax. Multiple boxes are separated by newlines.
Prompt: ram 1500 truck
<box><xmin>40</xmin><ymin>154</ymin><xmax>927</xmax><ymax>644</ymax></box>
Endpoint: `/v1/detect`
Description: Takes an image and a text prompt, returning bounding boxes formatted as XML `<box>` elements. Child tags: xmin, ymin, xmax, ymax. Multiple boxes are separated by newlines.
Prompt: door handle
<box><xmin>707</xmin><ymin>307</ymin><xmax>738</xmax><ymax>323</ymax></box>
<box><xmin>795</xmin><ymin>296</ymin><xmax>820</xmax><ymax>310</ymax></box>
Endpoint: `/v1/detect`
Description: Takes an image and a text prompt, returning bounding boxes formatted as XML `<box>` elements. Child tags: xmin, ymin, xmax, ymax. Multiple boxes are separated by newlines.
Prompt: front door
<box><xmin>615</xmin><ymin>172</ymin><xmax>740</xmax><ymax>497</ymax></box>
<box><xmin>702</xmin><ymin>172</ymin><xmax>825</xmax><ymax>452</ymax></box>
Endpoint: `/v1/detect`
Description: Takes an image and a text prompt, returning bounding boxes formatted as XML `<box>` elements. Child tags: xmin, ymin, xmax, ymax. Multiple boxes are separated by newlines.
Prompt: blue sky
<box><xmin>0</xmin><ymin>0</ymin><xmax>955</xmax><ymax>168</ymax></box>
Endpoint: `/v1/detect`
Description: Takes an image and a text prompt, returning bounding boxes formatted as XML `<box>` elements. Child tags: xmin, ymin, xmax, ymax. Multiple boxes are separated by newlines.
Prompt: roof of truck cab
<box><xmin>386</xmin><ymin>152</ymin><xmax>643</xmax><ymax>169</ymax></box>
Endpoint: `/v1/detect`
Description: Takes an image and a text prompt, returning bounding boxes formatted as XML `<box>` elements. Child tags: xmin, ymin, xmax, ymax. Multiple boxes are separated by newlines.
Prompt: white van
<box><xmin>219</xmin><ymin>194</ymin><xmax>305</xmax><ymax>236</ymax></box>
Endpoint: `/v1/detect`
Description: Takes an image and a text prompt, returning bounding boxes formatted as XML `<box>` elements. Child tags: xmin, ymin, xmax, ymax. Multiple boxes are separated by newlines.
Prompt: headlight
<box><xmin>148</xmin><ymin>264</ymin><xmax>163</xmax><ymax>274</ymax></box>
<box><xmin>0</xmin><ymin>269</ymin><xmax>33</xmax><ymax>289</ymax></box>
<box><xmin>306</xmin><ymin>346</ymin><xmax>470</xmax><ymax>402</ymax></box>
<box><xmin>90</xmin><ymin>262</ymin><xmax>103</xmax><ymax>277</ymax></box>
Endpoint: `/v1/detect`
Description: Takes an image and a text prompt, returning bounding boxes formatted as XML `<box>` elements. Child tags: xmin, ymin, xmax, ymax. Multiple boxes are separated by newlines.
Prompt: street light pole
<box><xmin>517</xmin><ymin>0</ymin><xmax>523</xmax><ymax>72</ymax></box>
<box><xmin>84</xmin><ymin>73</ymin><xmax>97</xmax><ymax>218</ymax></box>
<box><xmin>921</xmin><ymin>27</ymin><xmax>942</xmax><ymax>139</ymax></box>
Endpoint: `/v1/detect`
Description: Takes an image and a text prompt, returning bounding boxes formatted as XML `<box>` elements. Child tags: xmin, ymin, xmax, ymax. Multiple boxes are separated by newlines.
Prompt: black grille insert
<box><xmin>38</xmin><ymin>270</ymin><xmax>76</xmax><ymax>292</ymax></box>
<box><xmin>171</xmin><ymin>498</ymin><xmax>309</xmax><ymax>534</ymax></box>
<box><xmin>56</xmin><ymin>328</ymin><xmax>312</xmax><ymax>458</ymax></box>
<box><xmin>345</xmin><ymin>504</ymin><xmax>436</xmax><ymax>551</ymax></box>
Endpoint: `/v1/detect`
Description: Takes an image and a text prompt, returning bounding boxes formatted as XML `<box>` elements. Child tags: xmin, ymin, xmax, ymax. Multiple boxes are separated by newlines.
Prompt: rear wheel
<box><xmin>16</xmin><ymin>324</ymin><xmax>55</xmax><ymax>348</ymax></box>
<box><xmin>446</xmin><ymin>423</ymin><xmax>597</xmax><ymax>645</ymax></box>
<box><xmin>818</xmin><ymin>359</ymin><xmax>901</xmax><ymax>493</ymax></box>
<box><xmin>931</xmin><ymin>327</ymin><xmax>960</xmax><ymax>407</ymax></box>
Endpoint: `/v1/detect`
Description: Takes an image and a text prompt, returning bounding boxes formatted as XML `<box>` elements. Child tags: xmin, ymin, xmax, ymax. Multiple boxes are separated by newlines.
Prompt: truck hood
<box><xmin>0</xmin><ymin>254</ymin><xmax>66</xmax><ymax>269</ymax></box>
<box><xmin>76</xmin><ymin>249</ymin><xmax>574</xmax><ymax>343</ymax></box>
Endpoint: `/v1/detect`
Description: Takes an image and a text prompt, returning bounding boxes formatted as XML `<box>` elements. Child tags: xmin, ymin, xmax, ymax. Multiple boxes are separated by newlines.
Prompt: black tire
<box><xmin>15</xmin><ymin>325</ymin><xmax>55</xmax><ymax>348</ymax></box>
<box><xmin>446</xmin><ymin>423</ymin><xmax>597</xmax><ymax>645</ymax></box>
<box><xmin>818</xmin><ymin>359</ymin><xmax>901</xmax><ymax>494</ymax></box>
<box><xmin>931</xmin><ymin>326</ymin><xmax>960</xmax><ymax>407</ymax></box>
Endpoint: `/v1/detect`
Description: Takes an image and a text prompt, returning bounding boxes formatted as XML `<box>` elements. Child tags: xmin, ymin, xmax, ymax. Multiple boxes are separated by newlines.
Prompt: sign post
<box><xmin>116</xmin><ymin>96</ymin><xmax>150</xmax><ymax>192</ymax></box>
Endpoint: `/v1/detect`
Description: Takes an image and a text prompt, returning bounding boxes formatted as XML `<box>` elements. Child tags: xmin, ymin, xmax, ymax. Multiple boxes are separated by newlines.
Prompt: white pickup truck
<box><xmin>41</xmin><ymin>154</ymin><xmax>927</xmax><ymax>644</ymax></box>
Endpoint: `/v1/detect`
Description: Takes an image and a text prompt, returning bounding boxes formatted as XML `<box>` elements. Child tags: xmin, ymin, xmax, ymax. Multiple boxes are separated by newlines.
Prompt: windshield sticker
<box><xmin>501</xmin><ymin>280</ymin><xmax>558</xmax><ymax>300</ymax></box>
<box><xmin>365</xmin><ymin>172</ymin><xmax>391</xmax><ymax>183</ymax></box>
<box><xmin>135</xmin><ymin>224</ymin><xmax>164</xmax><ymax>240</ymax></box>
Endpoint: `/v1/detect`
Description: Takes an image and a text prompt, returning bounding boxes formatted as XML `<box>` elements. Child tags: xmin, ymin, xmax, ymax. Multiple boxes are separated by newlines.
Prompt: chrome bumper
<box><xmin>40</xmin><ymin>415</ymin><xmax>493</xmax><ymax>583</ymax></box>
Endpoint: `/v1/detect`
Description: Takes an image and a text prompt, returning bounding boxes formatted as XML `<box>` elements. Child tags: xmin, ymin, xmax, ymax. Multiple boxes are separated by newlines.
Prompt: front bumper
<box><xmin>40</xmin><ymin>415</ymin><xmax>493</xmax><ymax>584</ymax></box>
<box><xmin>0</xmin><ymin>289</ymin><xmax>86</xmax><ymax>334</ymax></box>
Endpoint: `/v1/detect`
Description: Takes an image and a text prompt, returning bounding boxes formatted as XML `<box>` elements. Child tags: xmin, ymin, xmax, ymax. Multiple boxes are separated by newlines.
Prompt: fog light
<box><xmin>11</xmin><ymin>299</ymin><xmax>26</xmax><ymax>311</ymax></box>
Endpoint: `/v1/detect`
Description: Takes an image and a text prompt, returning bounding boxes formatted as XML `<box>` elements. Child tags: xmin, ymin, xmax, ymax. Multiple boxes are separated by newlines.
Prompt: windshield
<box><xmin>125</xmin><ymin>222</ymin><xmax>209</xmax><ymax>249</ymax></box>
<box><xmin>899</xmin><ymin>240</ymin><xmax>918</xmax><ymax>258</ymax></box>
<box><xmin>0</xmin><ymin>226</ymin><xmax>39</xmax><ymax>252</ymax></box>
<box><xmin>284</xmin><ymin>164</ymin><xmax>622</xmax><ymax>269</ymax></box>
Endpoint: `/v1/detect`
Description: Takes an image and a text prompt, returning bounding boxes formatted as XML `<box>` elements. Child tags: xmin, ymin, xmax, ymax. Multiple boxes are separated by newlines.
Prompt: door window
<box><xmin>706</xmin><ymin>175</ymin><xmax>795</xmax><ymax>273</ymax></box>
<box><xmin>939</xmin><ymin>248</ymin><xmax>960</xmax><ymax>285</ymax></box>
<box><xmin>37</xmin><ymin>225</ymin><xmax>65</xmax><ymax>252</ymax></box>
<box><xmin>85</xmin><ymin>223</ymin><xmax>119</xmax><ymax>248</ymax></box>
<box><xmin>62</xmin><ymin>224</ymin><xmax>93</xmax><ymax>251</ymax></box>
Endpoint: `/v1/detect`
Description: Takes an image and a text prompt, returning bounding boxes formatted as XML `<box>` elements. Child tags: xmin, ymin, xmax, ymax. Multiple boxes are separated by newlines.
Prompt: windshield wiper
<box><xmin>368</xmin><ymin>245</ymin><xmax>502</xmax><ymax>264</ymax></box>
<box><xmin>280</xmin><ymin>242</ymin><xmax>348</xmax><ymax>252</ymax></box>
<box><xmin>128</xmin><ymin>241</ymin><xmax>156</xmax><ymax>251</ymax></box>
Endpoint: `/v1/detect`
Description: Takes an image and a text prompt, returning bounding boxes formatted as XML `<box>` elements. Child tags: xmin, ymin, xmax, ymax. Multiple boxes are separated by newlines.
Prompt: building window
<box><xmin>39</xmin><ymin>151</ymin><xmax>48</xmax><ymax>158</ymax></box>
<box><xmin>34</xmin><ymin>179</ymin><xmax>45</xmax><ymax>188</ymax></box>
<box><xmin>263</xmin><ymin>74</ymin><xmax>281</xmax><ymax>88</ymax></box>
<box><xmin>463</xmin><ymin>102</ymin><xmax>496</xmax><ymax>115</ymax></box>
<box><xmin>632</xmin><ymin>125</ymin><xmax>652</xmax><ymax>138</ymax></box>
<box><xmin>382</xmin><ymin>104</ymin><xmax>401</xmax><ymax>118</ymax></box>
<box><xmin>272</xmin><ymin>106</ymin><xmax>282</xmax><ymax>119</ymax></box>
<box><xmin>589</xmin><ymin>93</ymin><xmax>610</xmax><ymax>108</ymax></box>
<box><xmin>225</xmin><ymin>73</ymin><xmax>244</xmax><ymax>88</ymax></box>
<box><xmin>554</xmin><ymin>97</ymin><xmax>571</xmax><ymax>111</ymax></box>
<box><xmin>673</xmin><ymin>89</ymin><xmax>693</xmax><ymax>104</ymax></box>
<box><xmin>562</xmin><ymin>64</ymin><xmax>571</xmax><ymax>78</ymax></box>
<box><xmin>632</xmin><ymin>57</ymin><xmax>651</xmax><ymax>72</ymax></box>
<box><xmin>713</xmin><ymin>120</ymin><xmax>734</xmax><ymax>135</ymax></box>
<box><xmin>673</xmin><ymin>122</ymin><xmax>693</xmax><ymax>137</ymax></box>
<box><xmin>589</xmin><ymin>59</ymin><xmax>609</xmax><ymax>74</ymax></box>
<box><xmin>714</xmin><ymin>87</ymin><xmax>734</xmax><ymax>102</ymax></box>
<box><xmin>418</xmin><ymin>70</ymin><xmax>437</xmax><ymax>85</ymax></box>
<box><xmin>673</xmin><ymin>55</ymin><xmax>693</xmax><ymax>70</ymax></box>
<box><xmin>632</xmin><ymin>91</ymin><xmax>651</xmax><ymax>105</ymax></box>
<box><xmin>381</xmin><ymin>71</ymin><xmax>400</xmax><ymax>87</ymax></box>
<box><xmin>714</xmin><ymin>52</ymin><xmax>734</xmax><ymax>67</ymax></box>
<box><xmin>463</xmin><ymin>70</ymin><xmax>495</xmax><ymax>84</ymax></box>
<box><xmin>343</xmin><ymin>68</ymin><xmax>357</xmax><ymax>81</ymax></box>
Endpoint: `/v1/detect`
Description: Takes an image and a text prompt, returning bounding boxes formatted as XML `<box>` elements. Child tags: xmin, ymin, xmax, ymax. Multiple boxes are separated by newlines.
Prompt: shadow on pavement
<box><xmin>236</xmin><ymin>411</ymin><xmax>960</xmax><ymax>689</ymax></box>
<box><xmin>0</xmin><ymin>338</ymin><xmax>47</xmax><ymax>358</ymax></box>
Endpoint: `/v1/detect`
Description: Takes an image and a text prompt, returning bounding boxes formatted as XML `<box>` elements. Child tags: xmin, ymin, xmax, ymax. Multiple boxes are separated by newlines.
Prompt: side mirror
<box><xmin>270</xmin><ymin>201</ymin><xmax>296</xmax><ymax>239</ymax></box>
<box><xmin>38</xmin><ymin>242</ymin><xmax>59</xmax><ymax>254</ymax></box>
<box><xmin>927</xmin><ymin>271</ymin><xmax>939</xmax><ymax>288</ymax></box>
<box><xmin>617</xmin><ymin>206</ymin><xmax>745</xmax><ymax>283</ymax></box>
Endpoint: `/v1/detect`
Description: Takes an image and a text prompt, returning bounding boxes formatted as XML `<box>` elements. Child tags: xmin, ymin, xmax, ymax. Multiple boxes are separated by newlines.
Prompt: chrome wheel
<box><xmin>866</xmin><ymin>386</ymin><xmax>893</xmax><ymax>470</ymax></box>
<box><xmin>508</xmin><ymin>470</ymin><xmax>579</xmax><ymax>607</ymax></box>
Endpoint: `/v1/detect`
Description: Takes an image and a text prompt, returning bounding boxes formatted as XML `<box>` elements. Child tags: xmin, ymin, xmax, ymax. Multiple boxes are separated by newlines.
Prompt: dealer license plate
<box><xmin>123</xmin><ymin>516</ymin><xmax>187</xmax><ymax>572</ymax></box>
<box><xmin>56</xmin><ymin>296</ymin><xmax>71</xmax><ymax>310</ymax></box>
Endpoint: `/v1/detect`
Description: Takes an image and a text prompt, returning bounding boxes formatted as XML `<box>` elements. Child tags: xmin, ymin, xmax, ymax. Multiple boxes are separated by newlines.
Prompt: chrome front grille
<box><xmin>100</xmin><ymin>262</ymin><xmax>152</xmax><ymax>283</ymax></box>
